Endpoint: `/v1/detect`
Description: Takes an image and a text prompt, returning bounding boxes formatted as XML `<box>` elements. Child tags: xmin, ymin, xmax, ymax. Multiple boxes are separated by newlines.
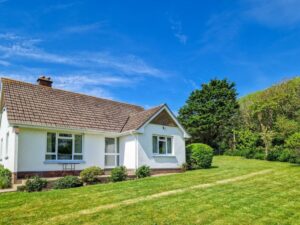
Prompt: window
<box><xmin>152</xmin><ymin>135</ymin><xmax>173</xmax><ymax>155</ymax></box>
<box><xmin>105</xmin><ymin>138</ymin><xmax>119</xmax><ymax>167</ymax></box>
<box><xmin>46</xmin><ymin>133</ymin><xmax>83</xmax><ymax>161</ymax></box>
<box><xmin>5</xmin><ymin>132</ymin><xmax>9</xmax><ymax>158</ymax></box>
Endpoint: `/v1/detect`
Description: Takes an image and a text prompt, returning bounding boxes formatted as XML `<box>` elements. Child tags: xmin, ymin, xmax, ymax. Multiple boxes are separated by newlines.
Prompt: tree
<box><xmin>178</xmin><ymin>79</ymin><xmax>239</xmax><ymax>152</ymax></box>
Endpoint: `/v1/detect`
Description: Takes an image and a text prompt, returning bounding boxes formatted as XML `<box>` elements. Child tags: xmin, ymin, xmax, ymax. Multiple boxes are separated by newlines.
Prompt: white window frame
<box><xmin>45</xmin><ymin>132</ymin><xmax>83</xmax><ymax>161</ymax></box>
<box><xmin>152</xmin><ymin>135</ymin><xmax>173</xmax><ymax>156</ymax></box>
<box><xmin>104</xmin><ymin>137</ymin><xmax>119</xmax><ymax>168</ymax></box>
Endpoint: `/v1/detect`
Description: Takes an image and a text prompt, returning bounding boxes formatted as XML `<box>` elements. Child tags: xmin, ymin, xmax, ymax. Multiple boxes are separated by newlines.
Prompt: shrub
<box><xmin>111</xmin><ymin>166</ymin><xmax>127</xmax><ymax>182</ymax></box>
<box><xmin>0</xmin><ymin>167</ymin><xmax>12</xmax><ymax>189</ymax></box>
<box><xmin>25</xmin><ymin>176</ymin><xmax>47</xmax><ymax>192</ymax></box>
<box><xmin>279</xmin><ymin>149</ymin><xmax>292</xmax><ymax>162</ymax></box>
<box><xmin>266</xmin><ymin>146</ymin><xmax>282</xmax><ymax>161</ymax></box>
<box><xmin>17</xmin><ymin>185</ymin><xmax>26</xmax><ymax>192</ymax></box>
<box><xmin>253</xmin><ymin>152</ymin><xmax>265</xmax><ymax>160</ymax></box>
<box><xmin>181</xmin><ymin>163</ymin><xmax>189</xmax><ymax>172</ymax></box>
<box><xmin>53</xmin><ymin>176</ymin><xmax>83</xmax><ymax>189</ymax></box>
<box><xmin>135</xmin><ymin>165</ymin><xmax>151</xmax><ymax>179</ymax></box>
<box><xmin>80</xmin><ymin>166</ymin><xmax>103</xmax><ymax>184</ymax></box>
<box><xmin>235</xmin><ymin>129</ymin><xmax>260</xmax><ymax>153</ymax></box>
<box><xmin>285</xmin><ymin>133</ymin><xmax>300</xmax><ymax>163</ymax></box>
<box><xmin>186</xmin><ymin>143</ymin><xmax>213</xmax><ymax>169</ymax></box>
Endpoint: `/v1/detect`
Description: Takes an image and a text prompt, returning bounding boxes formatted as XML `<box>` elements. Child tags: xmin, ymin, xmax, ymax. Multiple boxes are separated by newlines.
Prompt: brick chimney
<box><xmin>37</xmin><ymin>76</ymin><xmax>53</xmax><ymax>87</ymax></box>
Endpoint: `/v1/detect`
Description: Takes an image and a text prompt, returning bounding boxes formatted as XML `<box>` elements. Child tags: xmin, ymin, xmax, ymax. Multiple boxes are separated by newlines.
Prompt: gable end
<box><xmin>149</xmin><ymin>109</ymin><xmax>177</xmax><ymax>127</ymax></box>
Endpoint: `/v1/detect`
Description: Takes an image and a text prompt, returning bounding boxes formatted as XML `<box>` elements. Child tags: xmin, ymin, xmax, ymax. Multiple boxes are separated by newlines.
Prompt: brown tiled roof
<box><xmin>1</xmin><ymin>78</ymin><xmax>163</xmax><ymax>133</ymax></box>
<box><xmin>121</xmin><ymin>105</ymin><xmax>164</xmax><ymax>132</ymax></box>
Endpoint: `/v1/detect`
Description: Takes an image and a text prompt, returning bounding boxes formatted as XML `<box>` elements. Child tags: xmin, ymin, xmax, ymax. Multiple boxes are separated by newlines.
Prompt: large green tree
<box><xmin>178</xmin><ymin>79</ymin><xmax>239</xmax><ymax>151</ymax></box>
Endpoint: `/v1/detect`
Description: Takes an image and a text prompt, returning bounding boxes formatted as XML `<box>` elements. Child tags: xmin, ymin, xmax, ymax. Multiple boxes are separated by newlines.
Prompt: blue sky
<box><xmin>0</xmin><ymin>0</ymin><xmax>299</xmax><ymax>112</ymax></box>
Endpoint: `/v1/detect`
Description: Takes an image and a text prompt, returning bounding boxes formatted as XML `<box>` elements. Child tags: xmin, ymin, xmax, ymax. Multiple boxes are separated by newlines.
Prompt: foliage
<box><xmin>186</xmin><ymin>143</ymin><xmax>214</xmax><ymax>169</ymax></box>
<box><xmin>135</xmin><ymin>165</ymin><xmax>151</xmax><ymax>179</ymax></box>
<box><xmin>25</xmin><ymin>176</ymin><xmax>47</xmax><ymax>192</ymax></box>
<box><xmin>111</xmin><ymin>166</ymin><xmax>127</xmax><ymax>182</ymax></box>
<box><xmin>235</xmin><ymin>129</ymin><xmax>260</xmax><ymax>152</ymax></box>
<box><xmin>266</xmin><ymin>146</ymin><xmax>282</xmax><ymax>161</ymax></box>
<box><xmin>285</xmin><ymin>132</ymin><xmax>300</xmax><ymax>163</ymax></box>
<box><xmin>225</xmin><ymin>77</ymin><xmax>300</xmax><ymax>163</ymax></box>
<box><xmin>0</xmin><ymin>167</ymin><xmax>12</xmax><ymax>189</ymax></box>
<box><xmin>181</xmin><ymin>163</ymin><xmax>189</xmax><ymax>172</ymax></box>
<box><xmin>53</xmin><ymin>176</ymin><xmax>83</xmax><ymax>189</ymax></box>
<box><xmin>178</xmin><ymin>79</ymin><xmax>240</xmax><ymax>151</ymax></box>
<box><xmin>278</xmin><ymin>149</ymin><xmax>293</xmax><ymax>162</ymax></box>
<box><xmin>17</xmin><ymin>185</ymin><xmax>26</xmax><ymax>192</ymax></box>
<box><xmin>80</xmin><ymin>166</ymin><xmax>103</xmax><ymax>184</ymax></box>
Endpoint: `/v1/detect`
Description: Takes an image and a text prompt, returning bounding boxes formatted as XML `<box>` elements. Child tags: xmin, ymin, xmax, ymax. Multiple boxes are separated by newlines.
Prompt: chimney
<box><xmin>37</xmin><ymin>76</ymin><xmax>53</xmax><ymax>87</ymax></box>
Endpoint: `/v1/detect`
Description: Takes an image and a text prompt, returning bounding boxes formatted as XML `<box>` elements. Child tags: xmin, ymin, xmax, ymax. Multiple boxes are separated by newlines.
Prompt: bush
<box><xmin>181</xmin><ymin>163</ymin><xmax>189</xmax><ymax>172</ymax></box>
<box><xmin>25</xmin><ymin>176</ymin><xmax>47</xmax><ymax>192</ymax></box>
<box><xmin>266</xmin><ymin>146</ymin><xmax>282</xmax><ymax>161</ymax></box>
<box><xmin>186</xmin><ymin>143</ymin><xmax>213</xmax><ymax>169</ymax></box>
<box><xmin>135</xmin><ymin>165</ymin><xmax>151</xmax><ymax>179</ymax></box>
<box><xmin>235</xmin><ymin>129</ymin><xmax>260</xmax><ymax>153</ymax></box>
<box><xmin>17</xmin><ymin>185</ymin><xmax>26</xmax><ymax>192</ymax></box>
<box><xmin>111</xmin><ymin>166</ymin><xmax>127</xmax><ymax>182</ymax></box>
<box><xmin>80</xmin><ymin>166</ymin><xmax>103</xmax><ymax>184</ymax></box>
<box><xmin>253</xmin><ymin>152</ymin><xmax>265</xmax><ymax>160</ymax></box>
<box><xmin>53</xmin><ymin>176</ymin><xmax>83</xmax><ymax>189</ymax></box>
<box><xmin>279</xmin><ymin>149</ymin><xmax>292</xmax><ymax>162</ymax></box>
<box><xmin>0</xmin><ymin>167</ymin><xmax>12</xmax><ymax>189</ymax></box>
<box><xmin>285</xmin><ymin>133</ymin><xmax>300</xmax><ymax>163</ymax></box>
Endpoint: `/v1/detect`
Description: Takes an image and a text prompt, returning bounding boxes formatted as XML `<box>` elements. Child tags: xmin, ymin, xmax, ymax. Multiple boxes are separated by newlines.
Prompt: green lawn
<box><xmin>1</xmin><ymin>156</ymin><xmax>300</xmax><ymax>225</ymax></box>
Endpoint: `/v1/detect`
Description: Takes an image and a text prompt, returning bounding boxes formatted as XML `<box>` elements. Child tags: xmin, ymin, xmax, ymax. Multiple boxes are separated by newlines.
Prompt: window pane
<box><xmin>47</xmin><ymin>133</ymin><xmax>56</xmax><ymax>153</ymax></box>
<box><xmin>59</xmin><ymin>133</ymin><xmax>72</xmax><ymax>137</ymax></box>
<box><xmin>74</xmin><ymin>155</ymin><xmax>83</xmax><ymax>160</ymax></box>
<box><xmin>116</xmin><ymin>138</ymin><xmax>119</xmax><ymax>153</ymax></box>
<box><xmin>45</xmin><ymin>154</ymin><xmax>56</xmax><ymax>160</ymax></box>
<box><xmin>117</xmin><ymin>155</ymin><xmax>120</xmax><ymax>166</ymax></box>
<box><xmin>58</xmin><ymin>138</ymin><xmax>73</xmax><ymax>160</ymax></box>
<box><xmin>167</xmin><ymin>138</ymin><xmax>172</xmax><ymax>154</ymax></box>
<box><xmin>159</xmin><ymin>140</ymin><xmax>166</xmax><ymax>154</ymax></box>
<box><xmin>105</xmin><ymin>138</ymin><xmax>115</xmax><ymax>153</ymax></box>
<box><xmin>105</xmin><ymin>155</ymin><xmax>116</xmax><ymax>167</ymax></box>
<box><xmin>75</xmin><ymin>135</ymin><xmax>82</xmax><ymax>153</ymax></box>
<box><xmin>153</xmin><ymin>136</ymin><xmax>158</xmax><ymax>153</ymax></box>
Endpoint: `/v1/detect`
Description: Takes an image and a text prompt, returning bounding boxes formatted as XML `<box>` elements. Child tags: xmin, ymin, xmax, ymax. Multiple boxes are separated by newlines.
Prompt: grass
<box><xmin>1</xmin><ymin>156</ymin><xmax>300</xmax><ymax>225</ymax></box>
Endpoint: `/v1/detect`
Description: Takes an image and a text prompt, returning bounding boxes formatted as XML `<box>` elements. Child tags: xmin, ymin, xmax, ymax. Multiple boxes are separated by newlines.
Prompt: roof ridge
<box><xmin>1</xmin><ymin>77</ymin><xmax>144</xmax><ymax>110</ymax></box>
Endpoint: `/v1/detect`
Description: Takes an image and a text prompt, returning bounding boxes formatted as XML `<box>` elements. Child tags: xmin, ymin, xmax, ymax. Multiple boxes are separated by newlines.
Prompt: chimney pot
<box><xmin>37</xmin><ymin>76</ymin><xmax>53</xmax><ymax>87</ymax></box>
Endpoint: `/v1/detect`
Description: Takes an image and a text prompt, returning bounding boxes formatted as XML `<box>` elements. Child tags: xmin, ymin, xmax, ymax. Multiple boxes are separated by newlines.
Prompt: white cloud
<box><xmin>0</xmin><ymin>34</ymin><xmax>166</xmax><ymax>78</ymax></box>
<box><xmin>244</xmin><ymin>0</ymin><xmax>300</xmax><ymax>27</ymax></box>
<box><xmin>169</xmin><ymin>18</ymin><xmax>188</xmax><ymax>44</ymax></box>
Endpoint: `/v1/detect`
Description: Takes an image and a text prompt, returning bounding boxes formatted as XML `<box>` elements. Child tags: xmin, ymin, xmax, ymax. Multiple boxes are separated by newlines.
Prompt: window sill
<box><xmin>44</xmin><ymin>160</ymin><xmax>85</xmax><ymax>164</ymax></box>
<box><xmin>153</xmin><ymin>155</ymin><xmax>176</xmax><ymax>158</ymax></box>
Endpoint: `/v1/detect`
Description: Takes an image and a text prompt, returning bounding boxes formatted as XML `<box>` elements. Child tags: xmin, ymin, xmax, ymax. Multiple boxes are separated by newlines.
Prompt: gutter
<box><xmin>11</xmin><ymin>123</ymin><xmax>141</xmax><ymax>137</ymax></box>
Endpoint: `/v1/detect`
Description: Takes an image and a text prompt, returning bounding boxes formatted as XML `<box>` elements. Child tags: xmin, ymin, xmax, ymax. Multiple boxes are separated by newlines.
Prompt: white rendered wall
<box><xmin>17</xmin><ymin>128</ymin><xmax>138</xmax><ymax>172</ymax></box>
<box><xmin>137</xmin><ymin>124</ymin><xmax>186</xmax><ymax>169</ymax></box>
<box><xmin>0</xmin><ymin>109</ymin><xmax>16</xmax><ymax>172</ymax></box>
<box><xmin>119</xmin><ymin>134</ymin><xmax>136</xmax><ymax>169</ymax></box>
<box><xmin>17</xmin><ymin>128</ymin><xmax>107</xmax><ymax>172</ymax></box>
